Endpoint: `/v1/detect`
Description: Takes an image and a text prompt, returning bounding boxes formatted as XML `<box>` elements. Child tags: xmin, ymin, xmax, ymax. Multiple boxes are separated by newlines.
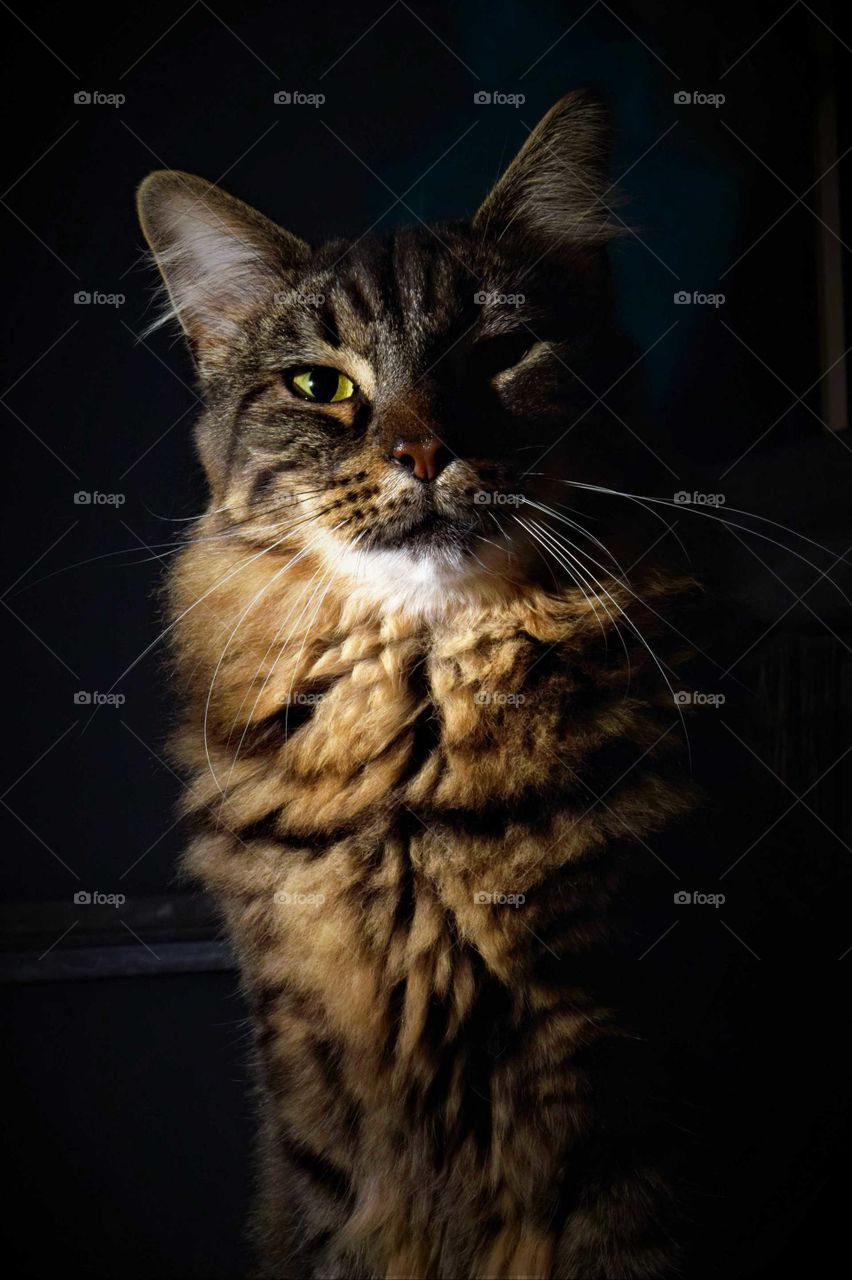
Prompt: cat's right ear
<box><xmin>136</xmin><ymin>171</ymin><xmax>310</xmax><ymax>355</ymax></box>
<box><xmin>473</xmin><ymin>90</ymin><xmax>617</xmax><ymax>252</ymax></box>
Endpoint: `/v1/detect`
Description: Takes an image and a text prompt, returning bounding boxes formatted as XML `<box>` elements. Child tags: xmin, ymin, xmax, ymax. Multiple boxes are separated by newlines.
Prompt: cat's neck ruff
<box><xmin>319</xmin><ymin>535</ymin><xmax>523</xmax><ymax>620</ymax></box>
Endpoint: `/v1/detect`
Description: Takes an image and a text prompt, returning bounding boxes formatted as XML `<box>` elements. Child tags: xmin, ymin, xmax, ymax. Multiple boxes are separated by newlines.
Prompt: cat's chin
<box><xmin>317</xmin><ymin>532</ymin><xmax>522</xmax><ymax>619</ymax></box>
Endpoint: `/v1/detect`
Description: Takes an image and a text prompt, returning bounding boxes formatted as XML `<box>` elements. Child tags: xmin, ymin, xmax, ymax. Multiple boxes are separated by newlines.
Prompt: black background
<box><xmin>2</xmin><ymin>2</ymin><xmax>852</xmax><ymax>1277</ymax></box>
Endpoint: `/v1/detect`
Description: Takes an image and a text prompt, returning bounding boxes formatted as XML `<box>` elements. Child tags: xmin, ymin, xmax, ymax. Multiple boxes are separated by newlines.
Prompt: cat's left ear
<box><xmin>473</xmin><ymin>90</ymin><xmax>616</xmax><ymax>250</ymax></box>
<box><xmin>136</xmin><ymin>171</ymin><xmax>310</xmax><ymax>356</ymax></box>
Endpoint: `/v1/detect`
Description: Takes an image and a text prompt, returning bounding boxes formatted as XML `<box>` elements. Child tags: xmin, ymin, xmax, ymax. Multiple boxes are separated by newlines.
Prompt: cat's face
<box><xmin>138</xmin><ymin>93</ymin><xmax>620</xmax><ymax>609</ymax></box>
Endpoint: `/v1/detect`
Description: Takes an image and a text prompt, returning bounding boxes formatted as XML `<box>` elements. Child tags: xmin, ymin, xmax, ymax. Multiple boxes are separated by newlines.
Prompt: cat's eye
<box><xmin>285</xmin><ymin>366</ymin><xmax>355</xmax><ymax>404</ymax></box>
<box><xmin>470</xmin><ymin>333</ymin><xmax>536</xmax><ymax>379</ymax></box>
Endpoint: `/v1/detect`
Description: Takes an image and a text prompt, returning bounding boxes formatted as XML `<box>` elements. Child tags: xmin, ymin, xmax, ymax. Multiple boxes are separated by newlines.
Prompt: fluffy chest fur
<box><xmin>172</xmin><ymin>535</ymin><xmax>689</xmax><ymax>931</ymax></box>
<box><xmin>169</xmin><ymin>536</ymin><xmax>692</xmax><ymax>1279</ymax></box>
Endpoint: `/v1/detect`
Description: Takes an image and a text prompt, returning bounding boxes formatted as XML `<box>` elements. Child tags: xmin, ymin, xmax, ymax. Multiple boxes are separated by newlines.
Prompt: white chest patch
<box><xmin>324</xmin><ymin>540</ymin><xmax>503</xmax><ymax>619</ymax></box>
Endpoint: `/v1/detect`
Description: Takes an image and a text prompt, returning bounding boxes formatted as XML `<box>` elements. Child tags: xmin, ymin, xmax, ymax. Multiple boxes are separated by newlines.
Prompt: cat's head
<box><xmin>138</xmin><ymin>92</ymin><xmax>627</xmax><ymax>614</ymax></box>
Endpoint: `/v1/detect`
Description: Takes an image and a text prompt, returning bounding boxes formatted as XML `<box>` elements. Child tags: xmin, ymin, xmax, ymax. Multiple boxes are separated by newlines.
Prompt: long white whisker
<box><xmin>534</xmin><ymin>491</ymin><xmax>691</xmax><ymax>566</ymax></box>
<box><xmin>488</xmin><ymin>511</ymin><xmax>515</xmax><ymax>566</ymax></box>
<box><xmin>520</xmin><ymin>515</ymin><xmax>691</xmax><ymax>764</ymax></box>
<box><xmin>543</xmin><ymin>478</ymin><xmax>852</xmax><ymax>607</ymax></box>
<box><xmin>93</xmin><ymin>504</ymin><xmax>338</xmax><ymax>719</ymax></box>
<box><xmin>222</xmin><ymin>543</ymin><xmax>349</xmax><ymax>799</ymax></box>
<box><xmin>515</xmin><ymin>515</ymin><xmax>611</xmax><ymax>649</ymax></box>
<box><xmin>519</xmin><ymin>515</ymin><xmax>634</xmax><ymax>676</ymax></box>
<box><xmin>542</xmin><ymin>511</ymin><xmax>750</xmax><ymax>687</ymax></box>
<box><xmin>202</xmin><ymin>532</ymin><xmax>337</xmax><ymax>797</ymax></box>
<box><xmin>142</xmin><ymin>487</ymin><xmax>330</xmax><ymax>523</ymax></box>
<box><xmin>213</xmin><ymin>556</ymin><xmax>334</xmax><ymax>826</ymax></box>
<box><xmin>519</xmin><ymin>498</ymin><xmax>626</xmax><ymax>572</ymax></box>
<box><xmin>222</xmin><ymin>556</ymin><xmax>326</xmax><ymax>755</ymax></box>
<box><xmin>15</xmin><ymin>506</ymin><xmax>332</xmax><ymax>598</ymax></box>
<box><xmin>281</xmin><ymin>529</ymin><xmax>368</xmax><ymax>745</ymax></box>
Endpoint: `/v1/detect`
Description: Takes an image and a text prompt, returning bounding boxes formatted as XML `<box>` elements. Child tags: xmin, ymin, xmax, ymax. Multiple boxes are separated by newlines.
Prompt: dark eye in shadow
<box><xmin>469</xmin><ymin>333</ymin><xmax>536</xmax><ymax>379</ymax></box>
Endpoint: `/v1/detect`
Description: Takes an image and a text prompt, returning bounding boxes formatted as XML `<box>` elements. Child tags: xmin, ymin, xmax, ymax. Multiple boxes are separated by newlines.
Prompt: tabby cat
<box><xmin>138</xmin><ymin>92</ymin><xmax>696</xmax><ymax>1279</ymax></box>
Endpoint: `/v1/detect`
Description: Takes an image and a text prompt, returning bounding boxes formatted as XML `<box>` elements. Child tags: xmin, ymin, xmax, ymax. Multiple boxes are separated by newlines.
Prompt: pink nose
<box><xmin>391</xmin><ymin>437</ymin><xmax>449</xmax><ymax>482</ymax></box>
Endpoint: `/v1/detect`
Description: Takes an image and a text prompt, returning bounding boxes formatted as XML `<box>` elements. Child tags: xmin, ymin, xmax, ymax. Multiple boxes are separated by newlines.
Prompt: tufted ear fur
<box><xmin>136</xmin><ymin>170</ymin><xmax>310</xmax><ymax>352</ymax></box>
<box><xmin>474</xmin><ymin>90</ymin><xmax>617</xmax><ymax>250</ymax></box>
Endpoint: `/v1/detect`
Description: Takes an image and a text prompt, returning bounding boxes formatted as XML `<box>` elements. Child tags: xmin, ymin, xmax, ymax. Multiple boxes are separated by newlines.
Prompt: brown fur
<box><xmin>168</xmin><ymin>532</ymin><xmax>693</xmax><ymax>1279</ymax></box>
<box><xmin>138</xmin><ymin>92</ymin><xmax>698</xmax><ymax>1278</ymax></box>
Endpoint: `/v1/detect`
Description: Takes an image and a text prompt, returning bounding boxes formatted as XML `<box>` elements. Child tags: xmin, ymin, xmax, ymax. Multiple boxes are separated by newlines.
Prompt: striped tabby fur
<box><xmin>138</xmin><ymin>92</ymin><xmax>696</xmax><ymax>1278</ymax></box>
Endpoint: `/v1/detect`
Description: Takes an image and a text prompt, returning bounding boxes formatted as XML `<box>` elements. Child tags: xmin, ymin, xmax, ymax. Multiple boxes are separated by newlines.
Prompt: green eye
<box><xmin>286</xmin><ymin>367</ymin><xmax>355</xmax><ymax>403</ymax></box>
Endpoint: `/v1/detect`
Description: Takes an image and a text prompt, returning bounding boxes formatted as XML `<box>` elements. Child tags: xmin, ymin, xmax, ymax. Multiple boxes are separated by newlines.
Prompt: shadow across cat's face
<box><xmin>138</xmin><ymin>92</ymin><xmax>626</xmax><ymax>602</ymax></box>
